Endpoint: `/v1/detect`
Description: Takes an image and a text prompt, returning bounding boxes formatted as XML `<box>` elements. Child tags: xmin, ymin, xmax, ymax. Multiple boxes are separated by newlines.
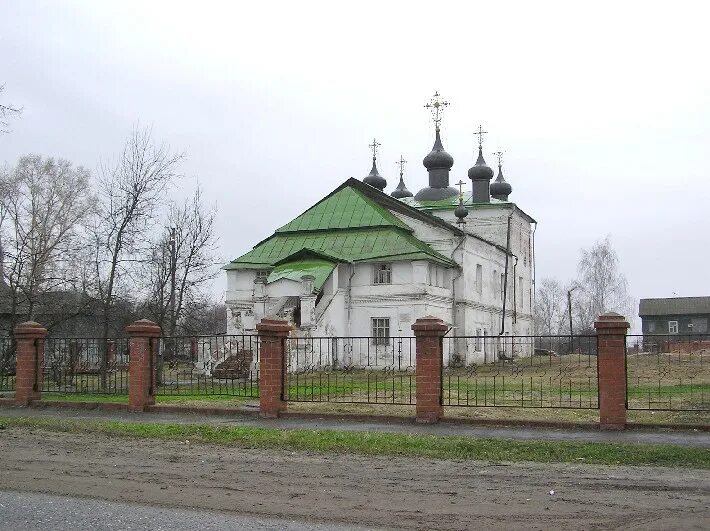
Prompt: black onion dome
<box><xmin>391</xmin><ymin>175</ymin><xmax>413</xmax><ymax>199</ymax></box>
<box><xmin>454</xmin><ymin>198</ymin><xmax>469</xmax><ymax>222</ymax></box>
<box><xmin>490</xmin><ymin>164</ymin><xmax>512</xmax><ymax>199</ymax></box>
<box><xmin>363</xmin><ymin>158</ymin><xmax>387</xmax><ymax>191</ymax></box>
<box><xmin>467</xmin><ymin>147</ymin><xmax>494</xmax><ymax>181</ymax></box>
<box><xmin>423</xmin><ymin>129</ymin><xmax>454</xmax><ymax>170</ymax></box>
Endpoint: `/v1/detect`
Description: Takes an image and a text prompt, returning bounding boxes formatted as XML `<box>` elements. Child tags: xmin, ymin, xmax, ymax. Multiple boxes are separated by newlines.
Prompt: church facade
<box><xmin>225</xmin><ymin>96</ymin><xmax>536</xmax><ymax>363</ymax></box>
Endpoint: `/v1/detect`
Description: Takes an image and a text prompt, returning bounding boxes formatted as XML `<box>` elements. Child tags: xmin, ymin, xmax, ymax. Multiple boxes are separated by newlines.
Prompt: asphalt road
<box><xmin>0</xmin><ymin>490</ymin><xmax>367</xmax><ymax>531</ymax></box>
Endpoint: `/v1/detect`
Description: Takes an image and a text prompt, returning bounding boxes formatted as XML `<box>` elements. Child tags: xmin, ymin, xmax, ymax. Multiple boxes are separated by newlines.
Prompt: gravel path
<box><xmin>1</xmin><ymin>427</ymin><xmax>708</xmax><ymax>530</ymax></box>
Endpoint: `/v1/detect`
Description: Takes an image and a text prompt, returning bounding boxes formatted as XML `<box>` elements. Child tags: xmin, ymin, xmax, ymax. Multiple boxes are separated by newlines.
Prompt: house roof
<box><xmin>225</xmin><ymin>182</ymin><xmax>456</xmax><ymax>272</ymax></box>
<box><xmin>639</xmin><ymin>297</ymin><xmax>710</xmax><ymax>317</ymax></box>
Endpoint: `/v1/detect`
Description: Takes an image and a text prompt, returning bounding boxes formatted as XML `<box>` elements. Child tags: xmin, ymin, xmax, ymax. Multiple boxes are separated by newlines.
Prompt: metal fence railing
<box><xmin>626</xmin><ymin>334</ymin><xmax>709</xmax><ymax>411</ymax></box>
<box><xmin>42</xmin><ymin>338</ymin><xmax>130</xmax><ymax>395</ymax></box>
<box><xmin>0</xmin><ymin>336</ymin><xmax>15</xmax><ymax>392</ymax></box>
<box><xmin>156</xmin><ymin>335</ymin><xmax>259</xmax><ymax>398</ymax></box>
<box><xmin>284</xmin><ymin>336</ymin><xmax>416</xmax><ymax>405</ymax></box>
<box><xmin>443</xmin><ymin>335</ymin><xmax>599</xmax><ymax>409</ymax></box>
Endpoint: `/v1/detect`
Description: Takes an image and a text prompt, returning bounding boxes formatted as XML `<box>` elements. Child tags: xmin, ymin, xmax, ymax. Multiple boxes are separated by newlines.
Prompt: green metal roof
<box><xmin>276</xmin><ymin>186</ymin><xmax>409</xmax><ymax>233</ymax></box>
<box><xmin>266</xmin><ymin>258</ymin><xmax>336</xmax><ymax>292</ymax></box>
<box><xmin>225</xmin><ymin>183</ymin><xmax>456</xmax><ymax>271</ymax></box>
<box><xmin>225</xmin><ymin>227</ymin><xmax>454</xmax><ymax>269</ymax></box>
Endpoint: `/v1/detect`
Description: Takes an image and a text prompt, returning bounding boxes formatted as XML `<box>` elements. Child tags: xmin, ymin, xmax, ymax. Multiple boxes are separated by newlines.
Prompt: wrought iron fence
<box><xmin>0</xmin><ymin>336</ymin><xmax>15</xmax><ymax>392</ymax></box>
<box><xmin>42</xmin><ymin>337</ymin><xmax>130</xmax><ymax>395</ymax></box>
<box><xmin>156</xmin><ymin>335</ymin><xmax>259</xmax><ymax>397</ymax></box>
<box><xmin>626</xmin><ymin>334</ymin><xmax>709</xmax><ymax>411</ymax></box>
<box><xmin>443</xmin><ymin>334</ymin><xmax>599</xmax><ymax>408</ymax></box>
<box><xmin>284</xmin><ymin>336</ymin><xmax>416</xmax><ymax>404</ymax></box>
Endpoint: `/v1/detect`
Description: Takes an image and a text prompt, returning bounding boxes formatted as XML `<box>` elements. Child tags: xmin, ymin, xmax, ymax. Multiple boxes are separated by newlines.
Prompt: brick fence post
<box><xmin>126</xmin><ymin>319</ymin><xmax>161</xmax><ymax>412</ymax></box>
<box><xmin>412</xmin><ymin>317</ymin><xmax>448</xmax><ymax>423</ymax></box>
<box><xmin>257</xmin><ymin>318</ymin><xmax>292</xmax><ymax>418</ymax></box>
<box><xmin>14</xmin><ymin>321</ymin><xmax>47</xmax><ymax>406</ymax></box>
<box><xmin>594</xmin><ymin>312</ymin><xmax>630</xmax><ymax>430</ymax></box>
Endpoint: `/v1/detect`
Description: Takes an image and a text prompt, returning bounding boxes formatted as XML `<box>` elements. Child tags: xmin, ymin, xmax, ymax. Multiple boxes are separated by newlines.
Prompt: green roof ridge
<box><xmin>275</xmin><ymin>186</ymin><xmax>409</xmax><ymax>233</ymax></box>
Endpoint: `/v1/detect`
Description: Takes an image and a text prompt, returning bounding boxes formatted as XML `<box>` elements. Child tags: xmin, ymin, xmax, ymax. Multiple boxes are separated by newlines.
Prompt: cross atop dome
<box><xmin>424</xmin><ymin>91</ymin><xmax>450</xmax><ymax>132</ymax></box>
<box><xmin>369</xmin><ymin>138</ymin><xmax>381</xmax><ymax>160</ymax></box>
<box><xmin>396</xmin><ymin>155</ymin><xmax>407</xmax><ymax>177</ymax></box>
<box><xmin>475</xmin><ymin>124</ymin><xmax>488</xmax><ymax>149</ymax></box>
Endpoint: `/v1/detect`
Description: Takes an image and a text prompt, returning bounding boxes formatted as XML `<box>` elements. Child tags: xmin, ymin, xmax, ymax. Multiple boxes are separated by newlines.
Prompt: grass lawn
<box><xmin>0</xmin><ymin>414</ymin><xmax>707</xmax><ymax>469</ymax></box>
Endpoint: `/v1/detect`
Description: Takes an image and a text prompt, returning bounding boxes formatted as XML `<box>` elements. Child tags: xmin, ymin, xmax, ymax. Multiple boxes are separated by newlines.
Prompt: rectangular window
<box><xmin>500</xmin><ymin>273</ymin><xmax>505</xmax><ymax>302</ymax></box>
<box><xmin>374</xmin><ymin>263</ymin><xmax>392</xmax><ymax>284</ymax></box>
<box><xmin>474</xmin><ymin>328</ymin><xmax>482</xmax><ymax>351</ymax></box>
<box><xmin>372</xmin><ymin>318</ymin><xmax>390</xmax><ymax>345</ymax></box>
<box><xmin>476</xmin><ymin>264</ymin><xmax>482</xmax><ymax>294</ymax></box>
<box><xmin>668</xmin><ymin>321</ymin><xmax>678</xmax><ymax>334</ymax></box>
<box><xmin>519</xmin><ymin>276</ymin><xmax>524</xmax><ymax>309</ymax></box>
<box><xmin>492</xmin><ymin>270</ymin><xmax>498</xmax><ymax>298</ymax></box>
<box><xmin>255</xmin><ymin>270</ymin><xmax>269</xmax><ymax>282</ymax></box>
<box><xmin>648</xmin><ymin>321</ymin><xmax>656</xmax><ymax>333</ymax></box>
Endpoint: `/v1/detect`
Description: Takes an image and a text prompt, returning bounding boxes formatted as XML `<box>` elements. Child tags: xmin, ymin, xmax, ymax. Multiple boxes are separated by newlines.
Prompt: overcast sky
<box><xmin>2</xmin><ymin>1</ymin><xmax>708</xmax><ymax>314</ymax></box>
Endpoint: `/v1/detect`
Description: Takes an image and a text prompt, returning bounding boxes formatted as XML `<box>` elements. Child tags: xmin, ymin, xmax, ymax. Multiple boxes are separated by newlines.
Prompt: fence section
<box><xmin>156</xmin><ymin>335</ymin><xmax>259</xmax><ymax>397</ymax></box>
<box><xmin>42</xmin><ymin>338</ymin><xmax>130</xmax><ymax>395</ymax></box>
<box><xmin>284</xmin><ymin>336</ymin><xmax>416</xmax><ymax>404</ymax></box>
<box><xmin>0</xmin><ymin>337</ymin><xmax>15</xmax><ymax>392</ymax></box>
<box><xmin>626</xmin><ymin>335</ymin><xmax>709</xmax><ymax>411</ymax></box>
<box><xmin>443</xmin><ymin>335</ymin><xmax>599</xmax><ymax>408</ymax></box>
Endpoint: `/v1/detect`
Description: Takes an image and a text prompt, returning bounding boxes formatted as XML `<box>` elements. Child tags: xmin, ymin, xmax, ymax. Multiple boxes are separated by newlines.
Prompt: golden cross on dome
<box><xmin>456</xmin><ymin>179</ymin><xmax>466</xmax><ymax>198</ymax></box>
<box><xmin>475</xmin><ymin>124</ymin><xmax>488</xmax><ymax>149</ymax></box>
<box><xmin>396</xmin><ymin>155</ymin><xmax>407</xmax><ymax>176</ymax></box>
<box><xmin>368</xmin><ymin>138</ymin><xmax>381</xmax><ymax>159</ymax></box>
<box><xmin>424</xmin><ymin>91</ymin><xmax>450</xmax><ymax>131</ymax></box>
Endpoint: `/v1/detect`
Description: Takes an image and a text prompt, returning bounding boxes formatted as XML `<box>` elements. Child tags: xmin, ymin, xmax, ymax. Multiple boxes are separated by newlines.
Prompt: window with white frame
<box><xmin>255</xmin><ymin>270</ymin><xmax>269</xmax><ymax>282</ymax></box>
<box><xmin>372</xmin><ymin>318</ymin><xmax>390</xmax><ymax>345</ymax></box>
<box><xmin>474</xmin><ymin>328</ymin><xmax>482</xmax><ymax>351</ymax></box>
<box><xmin>668</xmin><ymin>321</ymin><xmax>678</xmax><ymax>334</ymax></box>
<box><xmin>373</xmin><ymin>263</ymin><xmax>392</xmax><ymax>284</ymax></box>
<box><xmin>492</xmin><ymin>270</ymin><xmax>498</xmax><ymax>298</ymax></box>
<box><xmin>648</xmin><ymin>321</ymin><xmax>656</xmax><ymax>333</ymax></box>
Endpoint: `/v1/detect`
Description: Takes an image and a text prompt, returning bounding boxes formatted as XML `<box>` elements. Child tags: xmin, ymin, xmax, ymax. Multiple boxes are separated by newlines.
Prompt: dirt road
<box><xmin>0</xmin><ymin>427</ymin><xmax>708</xmax><ymax>530</ymax></box>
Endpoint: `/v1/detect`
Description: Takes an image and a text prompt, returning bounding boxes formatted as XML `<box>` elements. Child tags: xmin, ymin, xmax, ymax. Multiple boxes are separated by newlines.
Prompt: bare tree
<box><xmin>0</xmin><ymin>85</ymin><xmax>22</xmax><ymax>134</ymax></box>
<box><xmin>574</xmin><ymin>235</ymin><xmax>633</xmax><ymax>329</ymax></box>
<box><xmin>141</xmin><ymin>187</ymin><xmax>219</xmax><ymax>336</ymax></box>
<box><xmin>0</xmin><ymin>155</ymin><xmax>94</xmax><ymax>332</ymax></box>
<box><xmin>534</xmin><ymin>277</ymin><xmax>568</xmax><ymax>336</ymax></box>
<box><xmin>92</xmin><ymin>126</ymin><xmax>182</xmax><ymax>355</ymax></box>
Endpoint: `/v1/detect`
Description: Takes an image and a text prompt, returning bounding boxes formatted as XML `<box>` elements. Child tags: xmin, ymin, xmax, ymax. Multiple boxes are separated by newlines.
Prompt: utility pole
<box><xmin>168</xmin><ymin>227</ymin><xmax>176</xmax><ymax>337</ymax></box>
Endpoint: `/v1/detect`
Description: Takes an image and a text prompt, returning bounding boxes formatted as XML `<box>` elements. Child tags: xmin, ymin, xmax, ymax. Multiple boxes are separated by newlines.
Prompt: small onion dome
<box><xmin>454</xmin><ymin>197</ymin><xmax>469</xmax><ymax>223</ymax></box>
<box><xmin>391</xmin><ymin>175</ymin><xmax>413</xmax><ymax>199</ymax></box>
<box><xmin>490</xmin><ymin>163</ymin><xmax>512</xmax><ymax>200</ymax></box>
<box><xmin>423</xmin><ymin>129</ymin><xmax>454</xmax><ymax>170</ymax></box>
<box><xmin>467</xmin><ymin>147</ymin><xmax>494</xmax><ymax>181</ymax></box>
<box><xmin>363</xmin><ymin>157</ymin><xmax>387</xmax><ymax>191</ymax></box>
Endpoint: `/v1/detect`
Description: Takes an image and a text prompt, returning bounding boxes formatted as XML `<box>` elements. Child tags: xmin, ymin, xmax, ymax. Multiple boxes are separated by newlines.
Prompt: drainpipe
<box><xmin>500</xmin><ymin>210</ymin><xmax>514</xmax><ymax>336</ymax></box>
<box><xmin>531</xmin><ymin>221</ymin><xmax>537</xmax><ymax>321</ymax></box>
<box><xmin>450</xmin><ymin>234</ymin><xmax>466</xmax><ymax>333</ymax></box>
<box><xmin>512</xmin><ymin>255</ymin><xmax>518</xmax><ymax>325</ymax></box>
<box><xmin>346</xmin><ymin>261</ymin><xmax>355</xmax><ymax>337</ymax></box>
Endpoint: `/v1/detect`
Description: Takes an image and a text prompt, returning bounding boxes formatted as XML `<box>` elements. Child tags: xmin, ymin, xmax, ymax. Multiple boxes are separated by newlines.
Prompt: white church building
<box><xmin>224</xmin><ymin>95</ymin><xmax>536</xmax><ymax>364</ymax></box>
